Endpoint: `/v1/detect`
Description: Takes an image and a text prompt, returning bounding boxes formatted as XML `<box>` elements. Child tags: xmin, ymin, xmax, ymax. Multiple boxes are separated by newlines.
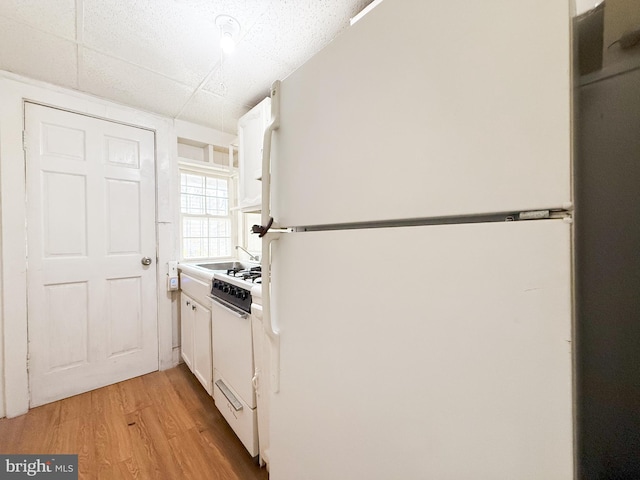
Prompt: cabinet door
<box><xmin>238</xmin><ymin>97</ymin><xmax>270</xmax><ymax>210</ymax></box>
<box><xmin>193</xmin><ymin>299</ymin><xmax>213</xmax><ymax>395</ymax></box>
<box><xmin>180</xmin><ymin>293</ymin><xmax>194</xmax><ymax>370</ymax></box>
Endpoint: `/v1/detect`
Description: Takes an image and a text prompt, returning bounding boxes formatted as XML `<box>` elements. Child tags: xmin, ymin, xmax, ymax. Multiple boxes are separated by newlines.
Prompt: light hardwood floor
<box><xmin>0</xmin><ymin>364</ymin><xmax>269</xmax><ymax>480</ymax></box>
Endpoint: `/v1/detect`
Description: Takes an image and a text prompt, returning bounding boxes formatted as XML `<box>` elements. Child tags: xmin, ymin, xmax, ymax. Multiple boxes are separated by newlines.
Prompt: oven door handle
<box><xmin>209</xmin><ymin>296</ymin><xmax>249</xmax><ymax>319</ymax></box>
<box><xmin>215</xmin><ymin>379</ymin><xmax>243</xmax><ymax>411</ymax></box>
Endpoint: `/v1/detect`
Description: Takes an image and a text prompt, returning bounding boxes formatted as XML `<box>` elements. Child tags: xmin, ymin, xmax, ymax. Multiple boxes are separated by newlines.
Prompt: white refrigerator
<box><xmin>259</xmin><ymin>0</ymin><xmax>574</xmax><ymax>478</ymax></box>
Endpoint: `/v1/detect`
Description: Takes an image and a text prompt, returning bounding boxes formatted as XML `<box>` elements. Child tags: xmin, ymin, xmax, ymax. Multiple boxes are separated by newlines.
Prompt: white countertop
<box><xmin>178</xmin><ymin>262</ymin><xmax>216</xmax><ymax>282</ymax></box>
<box><xmin>179</xmin><ymin>261</ymin><xmax>263</xmax><ymax>295</ymax></box>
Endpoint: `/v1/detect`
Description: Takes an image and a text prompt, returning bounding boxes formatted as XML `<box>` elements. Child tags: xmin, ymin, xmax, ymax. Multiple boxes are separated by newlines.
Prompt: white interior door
<box><xmin>25</xmin><ymin>103</ymin><xmax>158</xmax><ymax>407</ymax></box>
<box><xmin>269</xmin><ymin>219</ymin><xmax>573</xmax><ymax>480</ymax></box>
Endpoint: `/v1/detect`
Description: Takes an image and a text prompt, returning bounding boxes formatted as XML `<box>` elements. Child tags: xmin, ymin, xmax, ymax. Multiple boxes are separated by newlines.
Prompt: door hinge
<box><xmin>22</xmin><ymin>130</ymin><xmax>27</xmax><ymax>151</ymax></box>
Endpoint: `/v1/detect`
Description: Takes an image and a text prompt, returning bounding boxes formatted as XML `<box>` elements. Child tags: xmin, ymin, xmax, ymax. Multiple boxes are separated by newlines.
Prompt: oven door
<box><xmin>210</xmin><ymin>295</ymin><xmax>256</xmax><ymax>409</ymax></box>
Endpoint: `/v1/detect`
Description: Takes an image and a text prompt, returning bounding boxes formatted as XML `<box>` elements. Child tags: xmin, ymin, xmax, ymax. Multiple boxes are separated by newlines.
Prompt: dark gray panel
<box><xmin>576</xmin><ymin>66</ymin><xmax>640</xmax><ymax>479</ymax></box>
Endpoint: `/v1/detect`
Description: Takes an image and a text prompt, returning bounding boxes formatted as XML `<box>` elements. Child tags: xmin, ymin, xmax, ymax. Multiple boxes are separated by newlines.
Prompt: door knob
<box><xmin>141</xmin><ymin>257</ymin><xmax>152</xmax><ymax>266</ymax></box>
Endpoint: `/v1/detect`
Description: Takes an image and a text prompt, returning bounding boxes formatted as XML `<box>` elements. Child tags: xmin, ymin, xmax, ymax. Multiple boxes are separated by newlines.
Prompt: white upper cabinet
<box><xmin>238</xmin><ymin>97</ymin><xmax>271</xmax><ymax>212</ymax></box>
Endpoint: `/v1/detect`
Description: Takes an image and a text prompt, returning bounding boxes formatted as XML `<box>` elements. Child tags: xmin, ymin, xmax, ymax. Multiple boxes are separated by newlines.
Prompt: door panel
<box><xmin>269</xmin><ymin>220</ymin><xmax>573</xmax><ymax>480</ymax></box>
<box><xmin>26</xmin><ymin>103</ymin><xmax>158</xmax><ymax>407</ymax></box>
<box><xmin>42</xmin><ymin>172</ymin><xmax>87</xmax><ymax>256</ymax></box>
<box><xmin>106</xmin><ymin>179</ymin><xmax>141</xmax><ymax>254</ymax></box>
<box><xmin>104</xmin><ymin>135</ymin><xmax>141</xmax><ymax>168</ymax></box>
<box><xmin>106</xmin><ymin>277</ymin><xmax>143</xmax><ymax>357</ymax></box>
<box><xmin>41</xmin><ymin>122</ymin><xmax>85</xmax><ymax>160</ymax></box>
<box><xmin>44</xmin><ymin>282</ymin><xmax>88</xmax><ymax>370</ymax></box>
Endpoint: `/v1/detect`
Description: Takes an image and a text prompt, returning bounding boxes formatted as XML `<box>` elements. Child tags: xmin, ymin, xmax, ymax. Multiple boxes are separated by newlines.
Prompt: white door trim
<box><xmin>0</xmin><ymin>72</ymin><xmax>176</xmax><ymax>417</ymax></box>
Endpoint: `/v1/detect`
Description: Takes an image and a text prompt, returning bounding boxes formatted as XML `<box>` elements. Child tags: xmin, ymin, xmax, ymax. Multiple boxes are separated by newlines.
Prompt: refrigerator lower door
<box><xmin>268</xmin><ymin>220</ymin><xmax>573</xmax><ymax>480</ymax></box>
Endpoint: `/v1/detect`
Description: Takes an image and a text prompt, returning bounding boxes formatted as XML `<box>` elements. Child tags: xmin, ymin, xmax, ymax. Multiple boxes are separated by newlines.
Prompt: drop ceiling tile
<box><xmin>182</xmin><ymin>0</ymin><xmax>274</xmax><ymax>42</ymax></box>
<box><xmin>178</xmin><ymin>90</ymin><xmax>249</xmax><ymax>134</ymax></box>
<box><xmin>79</xmin><ymin>48</ymin><xmax>194</xmax><ymax>118</ymax></box>
<box><xmin>243</xmin><ymin>0</ymin><xmax>374</xmax><ymax>69</ymax></box>
<box><xmin>0</xmin><ymin>0</ymin><xmax>76</xmax><ymax>40</ymax></box>
<box><xmin>0</xmin><ymin>0</ymin><xmax>375</xmax><ymax>129</ymax></box>
<box><xmin>83</xmin><ymin>0</ymin><xmax>221</xmax><ymax>87</ymax></box>
<box><xmin>202</xmin><ymin>43</ymin><xmax>288</xmax><ymax>108</ymax></box>
<box><xmin>0</xmin><ymin>17</ymin><xmax>77</xmax><ymax>88</ymax></box>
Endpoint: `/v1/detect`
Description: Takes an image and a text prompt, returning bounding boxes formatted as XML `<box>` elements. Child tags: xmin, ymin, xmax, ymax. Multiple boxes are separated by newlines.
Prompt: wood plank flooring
<box><xmin>0</xmin><ymin>364</ymin><xmax>269</xmax><ymax>480</ymax></box>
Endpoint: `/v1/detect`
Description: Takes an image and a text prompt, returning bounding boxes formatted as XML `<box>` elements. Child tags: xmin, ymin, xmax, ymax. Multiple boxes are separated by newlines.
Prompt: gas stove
<box><xmin>224</xmin><ymin>266</ymin><xmax>262</xmax><ymax>284</ymax></box>
<box><xmin>211</xmin><ymin>266</ymin><xmax>261</xmax><ymax>314</ymax></box>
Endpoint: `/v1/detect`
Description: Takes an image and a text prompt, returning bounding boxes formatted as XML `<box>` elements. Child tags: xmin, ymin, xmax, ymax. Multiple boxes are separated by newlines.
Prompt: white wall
<box><xmin>0</xmin><ymin>70</ymin><xmax>232</xmax><ymax>418</ymax></box>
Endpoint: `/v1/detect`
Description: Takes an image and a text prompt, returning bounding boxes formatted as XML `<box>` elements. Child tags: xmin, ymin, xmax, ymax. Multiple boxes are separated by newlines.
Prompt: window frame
<box><xmin>178</xmin><ymin>165</ymin><xmax>237</xmax><ymax>262</ymax></box>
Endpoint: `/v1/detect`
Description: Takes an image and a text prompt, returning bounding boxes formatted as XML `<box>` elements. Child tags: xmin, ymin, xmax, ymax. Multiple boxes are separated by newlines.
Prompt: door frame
<box><xmin>0</xmin><ymin>72</ymin><xmax>176</xmax><ymax>417</ymax></box>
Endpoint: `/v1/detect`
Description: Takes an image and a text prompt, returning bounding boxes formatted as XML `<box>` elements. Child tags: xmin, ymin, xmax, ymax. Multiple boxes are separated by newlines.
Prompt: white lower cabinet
<box><xmin>180</xmin><ymin>274</ymin><xmax>213</xmax><ymax>395</ymax></box>
<box><xmin>180</xmin><ymin>294</ymin><xmax>195</xmax><ymax>370</ymax></box>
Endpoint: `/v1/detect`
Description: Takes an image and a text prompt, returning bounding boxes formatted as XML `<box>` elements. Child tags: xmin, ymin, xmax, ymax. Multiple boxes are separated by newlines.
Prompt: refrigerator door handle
<box><xmin>261</xmin><ymin>80</ymin><xmax>281</xmax><ymax>232</ymax></box>
<box><xmin>258</xmin><ymin>79</ymin><xmax>282</xmax><ymax>393</ymax></box>
<box><xmin>261</xmin><ymin>231</ymin><xmax>281</xmax><ymax>393</ymax></box>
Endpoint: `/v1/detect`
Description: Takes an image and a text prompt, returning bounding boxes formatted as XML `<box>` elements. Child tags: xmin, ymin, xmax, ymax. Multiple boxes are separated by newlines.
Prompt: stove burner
<box><xmin>226</xmin><ymin>266</ymin><xmax>262</xmax><ymax>283</ymax></box>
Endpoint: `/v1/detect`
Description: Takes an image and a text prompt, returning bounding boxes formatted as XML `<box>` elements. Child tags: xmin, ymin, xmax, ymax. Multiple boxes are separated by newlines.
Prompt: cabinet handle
<box><xmin>186</xmin><ymin>300</ymin><xmax>191</xmax><ymax>306</ymax></box>
<box><xmin>192</xmin><ymin>304</ymin><xmax>196</xmax><ymax>311</ymax></box>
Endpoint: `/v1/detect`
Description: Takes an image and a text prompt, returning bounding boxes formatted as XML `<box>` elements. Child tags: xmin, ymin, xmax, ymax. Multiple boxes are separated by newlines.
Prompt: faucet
<box><xmin>235</xmin><ymin>245</ymin><xmax>260</xmax><ymax>262</ymax></box>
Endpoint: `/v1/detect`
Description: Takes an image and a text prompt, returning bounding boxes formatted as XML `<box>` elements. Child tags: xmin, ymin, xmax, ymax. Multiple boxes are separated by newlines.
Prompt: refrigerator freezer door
<box><xmin>272</xmin><ymin>0</ymin><xmax>571</xmax><ymax>227</ymax></box>
<box><xmin>268</xmin><ymin>220</ymin><xmax>573</xmax><ymax>480</ymax></box>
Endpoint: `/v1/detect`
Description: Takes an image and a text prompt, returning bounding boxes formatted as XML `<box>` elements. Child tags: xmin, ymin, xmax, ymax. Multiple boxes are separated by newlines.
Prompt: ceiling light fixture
<box><xmin>215</xmin><ymin>15</ymin><xmax>241</xmax><ymax>54</ymax></box>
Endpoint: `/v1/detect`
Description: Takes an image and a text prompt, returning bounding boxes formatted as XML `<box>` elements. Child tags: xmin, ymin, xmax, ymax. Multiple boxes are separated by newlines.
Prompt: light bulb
<box><xmin>220</xmin><ymin>32</ymin><xmax>235</xmax><ymax>54</ymax></box>
<box><xmin>215</xmin><ymin>15</ymin><xmax>240</xmax><ymax>55</ymax></box>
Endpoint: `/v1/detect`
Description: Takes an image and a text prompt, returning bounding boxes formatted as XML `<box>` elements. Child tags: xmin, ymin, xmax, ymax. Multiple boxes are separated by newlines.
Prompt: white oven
<box><xmin>210</xmin><ymin>273</ymin><xmax>259</xmax><ymax>457</ymax></box>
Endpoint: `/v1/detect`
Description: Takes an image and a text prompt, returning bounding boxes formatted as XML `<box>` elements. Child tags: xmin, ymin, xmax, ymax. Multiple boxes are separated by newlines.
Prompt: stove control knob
<box><xmin>223</xmin><ymin>285</ymin><xmax>230</xmax><ymax>293</ymax></box>
<box><xmin>240</xmin><ymin>291</ymin><xmax>248</xmax><ymax>300</ymax></box>
<box><xmin>236</xmin><ymin>290</ymin><xmax>243</xmax><ymax>298</ymax></box>
<box><xmin>212</xmin><ymin>281</ymin><xmax>219</xmax><ymax>289</ymax></box>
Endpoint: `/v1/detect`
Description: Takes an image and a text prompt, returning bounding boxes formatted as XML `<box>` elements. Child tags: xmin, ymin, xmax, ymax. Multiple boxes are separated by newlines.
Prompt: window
<box><xmin>180</xmin><ymin>171</ymin><xmax>232</xmax><ymax>259</ymax></box>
